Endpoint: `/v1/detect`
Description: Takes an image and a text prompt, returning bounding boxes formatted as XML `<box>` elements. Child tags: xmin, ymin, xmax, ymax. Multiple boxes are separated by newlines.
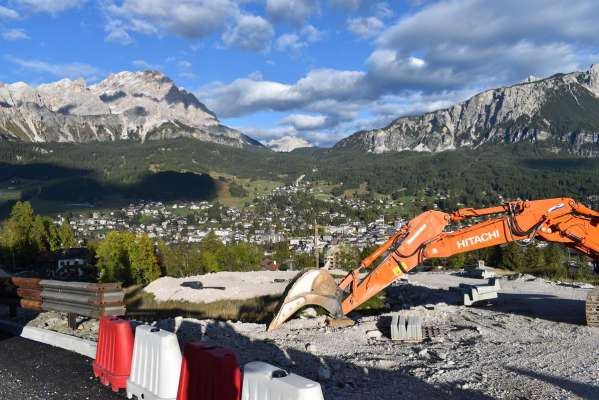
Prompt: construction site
<box><xmin>1</xmin><ymin>198</ymin><xmax>599</xmax><ymax>399</ymax></box>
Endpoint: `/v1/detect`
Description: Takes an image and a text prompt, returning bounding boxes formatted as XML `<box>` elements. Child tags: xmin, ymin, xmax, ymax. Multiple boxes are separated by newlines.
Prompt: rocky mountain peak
<box><xmin>335</xmin><ymin>64</ymin><xmax>599</xmax><ymax>156</ymax></box>
<box><xmin>0</xmin><ymin>71</ymin><xmax>260</xmax><ymax>147</ymax></box>
<box><xmin>587</xmin><ymin>64</ymin><xmax>599</xmax><ymax>95</ymax></box>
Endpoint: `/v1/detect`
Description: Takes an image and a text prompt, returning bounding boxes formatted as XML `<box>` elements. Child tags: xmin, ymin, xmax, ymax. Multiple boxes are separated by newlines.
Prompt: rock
<box><xmin>305</xmin><ymin>343</ymin><xmax>317</xmax><ymax>353</ymax></box>
<box><xmin>418</xmin><ymin>348</ymin><xmax>429</xmax><ymax>358</ymax></box>
<box><xmin>366</xmin><ymin>329</ymin><xmax>383</xmax><ymax>339</ymax></box>
<box><xmin>300</xmin><ymin>307</ymin><xmax>318</xmax><ymax>318</ymax></box>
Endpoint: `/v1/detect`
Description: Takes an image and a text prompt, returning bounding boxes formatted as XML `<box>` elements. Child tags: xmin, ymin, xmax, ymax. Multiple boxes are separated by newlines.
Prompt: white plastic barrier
<box><xmin>127</xmin><ymin>325</ymin><xmax>182</xmax><ymax>400</ymax></box>
<box><xmin>242</xmin><ymin>361</ymin><xmax>324</xmax><ymax>400</ymax></box>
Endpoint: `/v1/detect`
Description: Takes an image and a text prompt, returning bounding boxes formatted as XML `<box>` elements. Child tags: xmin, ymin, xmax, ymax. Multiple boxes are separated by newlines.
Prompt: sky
<box><xmin>1</xmin><ymin>0</ymin><xmax>598</xmax><ymax>147</ymax></box>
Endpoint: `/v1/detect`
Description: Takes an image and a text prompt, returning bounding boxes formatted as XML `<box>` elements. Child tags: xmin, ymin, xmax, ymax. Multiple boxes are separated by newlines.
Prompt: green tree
<box><xmin>128</xmin><ymin>234</ymin><xmax>161</xmax><ymax>284</ymax></box>
<box><xmin>96</xmin><ymin>232</ymin><xmax>134</xmax><ymax>284</ymax></box>
<box><xmin>336</xmin><ymin>245</ymin><xmax>361</xmax><ymax>271</ymax></box>
<box><xmin>1</xmin><ymin>201</ymin><xmax>36</xmax><ymax>269</ymax></box>
<box><xmin>446</xmin><ymin>253</ymin><xmax>466</xmax><ymax>269</ymax></box>
<box><xmin>58</xmin><ymin>219</ymin><xmax>77</xmax><ymax>248</ymax></box>
<box><xmin>500</xmin><ymin>242</ymin><xmax>526</xmax><ymax>271</ymax></box>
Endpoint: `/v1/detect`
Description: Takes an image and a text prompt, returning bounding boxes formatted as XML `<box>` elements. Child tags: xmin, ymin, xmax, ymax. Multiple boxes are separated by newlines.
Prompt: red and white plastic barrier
<box><xmin>93</xmin><ymin>316</ymin><xmax>134</xmax><ymax>392</ymax></box>
<box><xmin>127</xmin><ymin>325</ymin><xmax>182</xmax><ymax>400</ymax></box>
<box><xmin>92</xmin><ymin>322</ymin><xmax>323</xmax><ymax>400</ymax></box>
<box><xmin>177</xmin><ymin>342</ymin><xmax>242</xmax><ymax>400</ymax></box>
<box><xmin>242</xmin><ymin>361</ymin><xmax>324</xmax><ymax>400</ymax></box>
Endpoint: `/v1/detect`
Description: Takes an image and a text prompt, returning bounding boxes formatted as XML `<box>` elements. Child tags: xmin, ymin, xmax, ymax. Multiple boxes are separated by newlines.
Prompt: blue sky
<box><xmin>1</xmin><ymin>0</ymin><xmax>598</xmax><ymax>147</ymax></box>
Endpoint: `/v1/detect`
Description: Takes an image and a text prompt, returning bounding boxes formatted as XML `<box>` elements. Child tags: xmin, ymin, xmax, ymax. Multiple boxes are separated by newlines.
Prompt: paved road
<box><xmin>0</xmin><ymin>331</ymin><xmax>125</xmax><ymax>399</ymax></box>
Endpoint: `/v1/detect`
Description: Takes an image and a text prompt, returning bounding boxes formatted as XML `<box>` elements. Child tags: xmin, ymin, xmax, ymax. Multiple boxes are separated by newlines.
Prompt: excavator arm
<box><xmin>268</xmin><ymin>198</ymin><xmax>599</xmax><ymax>330</ymax></box>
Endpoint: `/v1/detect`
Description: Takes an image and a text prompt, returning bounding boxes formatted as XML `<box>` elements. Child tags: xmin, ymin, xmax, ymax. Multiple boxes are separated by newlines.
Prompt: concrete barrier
<box><xmin>242</xmin><ymin>361</ymin><xmax>324</xmax><ymax>400</ymax></box>
<box><xmin>0</xmin><ymin>319</ymin><xmax>97</xmax><ymax>358</ymax></box>
<box><xmin>127</xmin><ymin>325</ymin><xmax>182</xmax><ymax>400</ymax></box>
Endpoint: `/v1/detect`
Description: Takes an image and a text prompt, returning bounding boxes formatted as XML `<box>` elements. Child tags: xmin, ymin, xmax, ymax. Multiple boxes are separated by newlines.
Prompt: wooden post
<box><xmin>67</xmin><ymin>313</ymin><xmax>78</xmax><ymax>330</ymax></box>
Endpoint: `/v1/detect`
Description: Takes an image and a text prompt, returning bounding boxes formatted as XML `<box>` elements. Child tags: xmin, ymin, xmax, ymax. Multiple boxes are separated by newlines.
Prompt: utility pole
<box><xmin>314</xmin><ymin>220</ymin><xmax>319</xmax><ymax>269</ymax></box>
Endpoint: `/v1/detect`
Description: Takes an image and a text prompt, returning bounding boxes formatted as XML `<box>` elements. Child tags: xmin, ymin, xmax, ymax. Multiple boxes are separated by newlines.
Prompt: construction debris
<box><xmin>459</xmin><ymin>278</ymin><xmax>501</xmax><ymax>306</ymax></box>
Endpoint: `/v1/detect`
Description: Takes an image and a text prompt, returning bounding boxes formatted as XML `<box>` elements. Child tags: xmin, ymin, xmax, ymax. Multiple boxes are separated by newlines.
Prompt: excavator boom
<box><xmin>268</xmin><ymin>198</ymin><xmax>599</xmax><ymax>330</ymax></box>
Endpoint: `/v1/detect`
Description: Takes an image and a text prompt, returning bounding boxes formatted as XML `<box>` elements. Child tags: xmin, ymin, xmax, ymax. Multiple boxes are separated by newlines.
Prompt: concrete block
<box><xmin>390</xmin><ymin>311</ymin><xmax>422</xmax><ymax>342</ymax></box>
<box><xmin>463</xmin><ymin>266</ymin><xmax>496</xmax><ymax>279</ymax></box>
<box><xmin>461</xmin><ymin>278</ymin><xmax>500</xmax><ymax>306</ymax></box>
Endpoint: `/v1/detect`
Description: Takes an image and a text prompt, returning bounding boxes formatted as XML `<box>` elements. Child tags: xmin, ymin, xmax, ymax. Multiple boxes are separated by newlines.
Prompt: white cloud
<box><xmin>2</xmin><ymin>28</ymin><xmax>30</xmax><ymax>40</ymax></box>
<box><xmin>15</xmin><ymin>0</ymin><xmax>86</xmax><ymax>14</ymax></box>
<box><xmin>103</xmin><ymin>0</ymin><xmax>240</xmax><ymax>41</ymax></box>
<box><xmin>266</xmin><ymin>0</ymin><xmax>320</xmax><ymax>24</ymax></box>
<box><xmin>177</xmin><ymin>60</ymin><xmax>192</xmax><ymax>68</ymax></box>
<box><xmin>7</xmin><ymin>56</ymin><xmax>100</xmax><ymax>79</ymax></box>
<box><xmin>104</xmin><ymin>19</ymin><xmax>133</xmax><ymax>44</ymax></box>
<box><xmin>222</xmin><ymin>14</ymin><xmax>274</xmax><ymax>51</ymax></box>
<box><xmin>373</xmin><ymin>2</ymin><xmax>393</xmax><ymax>19</ymax></box>
<box><xmin>373</xmin><ymin>0</ymin><xmax>599</xmax><ymax>92</ymax></box>
<box><xmin>276</xmin><ymin>33</ymin><xmax>305</xmax><ymax>52</ymax></box>
<box><xmin>279</xmin><ymin>113</ymin><xmax>333</xmax><ymax>130</ymax></box>
<box><xmin>0</xmin><ymin>5</ymin><xmax>19</xmax><ymax>19</ymax></box>
<box><xmin>301</xmin><ymin>24</ymin><xmax>324</xmax><ymax>42</ymax></box>
<box><xmin>347</xmin><ymin>16</ymin><xmax>384</xmax><ymax>39</ymax></box>
<box><xmin>197</xmin><ymin>68</ymin><xmax>366</xmax><ymax>118</ymax></box>
<box><xmin>276</xmin><ymin>24</ymin><xmax>324</xmax><ymax>54</ymax></box>
<box><xmin>132</xmin><ymin>59</ymin><xmax>160</xmax><ymax>70</ymax></box>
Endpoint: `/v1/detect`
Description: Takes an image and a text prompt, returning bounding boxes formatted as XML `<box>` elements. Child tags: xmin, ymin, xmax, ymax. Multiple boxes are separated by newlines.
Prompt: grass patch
<box><xmin>209</xmin><ymin>171</ymin><xmax>283</xmax><ymax>208</ymax></box>
<box><xmin>124</xmin><ymin>285</ymin><xmax>281</xmax><ymax>323</ymax></box>
<box><xmin>356</xmin><ymin>292</ymin><xmax>387</xmax><ymax>314</ymax></box>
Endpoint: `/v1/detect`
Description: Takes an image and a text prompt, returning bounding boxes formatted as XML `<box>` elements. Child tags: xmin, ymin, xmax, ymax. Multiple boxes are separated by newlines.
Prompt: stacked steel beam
<box><xmin>0</xmin><ymin>277</ymin><xmax>125</xmax><ymax>318</ymax></box>
<box><xmin>0</xmin><ymin>277</ymin><xmax>43</xmax><ymax>312</ymax></box>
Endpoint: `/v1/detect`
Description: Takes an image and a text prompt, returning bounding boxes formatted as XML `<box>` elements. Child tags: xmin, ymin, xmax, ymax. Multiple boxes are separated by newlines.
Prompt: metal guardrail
<box><xmin>0</xmin><ymin>277</ymin><xmax>125</xmax><ymax>328</ymax></box>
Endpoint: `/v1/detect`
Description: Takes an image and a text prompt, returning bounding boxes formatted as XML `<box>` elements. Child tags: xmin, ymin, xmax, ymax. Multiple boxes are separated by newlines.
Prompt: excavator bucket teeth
<box><xmin>268</xmin><ymin>269</ymin><xmax>342</xmax><ymax>331</ymax></box>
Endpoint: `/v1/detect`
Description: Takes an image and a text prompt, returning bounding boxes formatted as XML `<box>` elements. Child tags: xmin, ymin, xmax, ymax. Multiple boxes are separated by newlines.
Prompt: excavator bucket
<box><xmin>268</xmin><ymin>269</ymin><xmax>342</xmax><ymax>331</ymax></box>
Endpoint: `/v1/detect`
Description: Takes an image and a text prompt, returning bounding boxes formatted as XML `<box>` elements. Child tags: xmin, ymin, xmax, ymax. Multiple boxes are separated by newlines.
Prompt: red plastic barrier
<box><xmin>92</xmin><ymin>316</ymin><xmax>134</xmax><ymax>392</ymax></box>
<box><xmin>177</xmin><ymin>342</ymin><xmax>241</xmax><ymax>400</ymax></box>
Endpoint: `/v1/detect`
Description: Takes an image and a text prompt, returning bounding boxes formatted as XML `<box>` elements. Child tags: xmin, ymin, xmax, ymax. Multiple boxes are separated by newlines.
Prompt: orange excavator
<box><xmin>268</xmin><ymin>198</ymin><xmax>599</xmax><ymax>330</ymax></box>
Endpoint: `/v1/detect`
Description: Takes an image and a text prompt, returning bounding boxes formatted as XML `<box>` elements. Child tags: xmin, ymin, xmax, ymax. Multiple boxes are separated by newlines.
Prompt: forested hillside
<box><xmin>0</xmin><ymin>140</ymin><xmax>598</xmax><ymax>213</ymax></box>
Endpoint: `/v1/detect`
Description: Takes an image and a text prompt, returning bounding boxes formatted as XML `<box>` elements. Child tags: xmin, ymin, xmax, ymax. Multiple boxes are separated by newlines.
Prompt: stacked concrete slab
<box><xmin>460</xmin><ymin>278</ymin><xmax>501</xmax><ymax>306</ymax></box>
<box><xmin>390</xmin><ymin>311</ymin><xmax>423</xmax><ymax>342</ymax></box>
<box><xmin>463</xmin><ymin>261</ymin><xmax>496</xmax><ymax>279</ymax></box>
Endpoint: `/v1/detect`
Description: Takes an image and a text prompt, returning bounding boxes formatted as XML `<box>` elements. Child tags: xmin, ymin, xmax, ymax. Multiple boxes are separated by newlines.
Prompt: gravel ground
<box><xmin>144</xmin><ymin>270</ymin><xmax>300</xmax><ymax>302</ymax></box>
<box><xmin>2</xmin><ymin>271</ymin><xmax>598</xmax><ymax>399</ymax></box>
<box><xmin>0</xmin><ymin>331</ymin><xmax>122</xmax><ymax>400</ymax></box>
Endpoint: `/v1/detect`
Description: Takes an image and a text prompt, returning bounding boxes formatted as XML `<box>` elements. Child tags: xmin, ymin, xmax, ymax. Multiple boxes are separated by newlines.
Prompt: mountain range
<box><xmin>0</xmin><ymin>71</ymin><xmax>260</xmax><ymax>148</ymax></box>
<box><xmin>2</xmin><ymin>66</ymin><xmax>599</xmax><ymax>156</ymax></box>
<box><xmin>336</xmin><ymin>64</ymin><xmax>599</xmax><ymax>155</ymax></box>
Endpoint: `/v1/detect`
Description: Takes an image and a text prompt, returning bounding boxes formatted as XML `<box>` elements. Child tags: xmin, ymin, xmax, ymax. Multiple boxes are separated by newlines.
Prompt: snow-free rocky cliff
<box><xmin>0</xmin><ymin>71</ymin><xmax>261</xmax><ymax>147</ymax></box>
<box><xmin>336</xmin><ymin>64</ymin><xmax>599</xmax><ymax>155</ymax></box>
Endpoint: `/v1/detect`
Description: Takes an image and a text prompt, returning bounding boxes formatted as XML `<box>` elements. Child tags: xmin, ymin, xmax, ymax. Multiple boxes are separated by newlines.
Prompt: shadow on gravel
<box><xmin>385</xmin><ymin>282</ymin><xmax>587</xmax><ymax>325</ymax></box>
<box><xmin>507</xmin><ymin>367</ymin><xmax>599</xmax><ymax>399</ymax></box>
<box><xmin>491</xmin><ymin>293</ymin><xmax>586</xmax><ymax>324</ymax></box>
<box><xmin>166</xmin><ymin>319</ymin><xmax>496</xmax><ymax>400</ymax></box>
